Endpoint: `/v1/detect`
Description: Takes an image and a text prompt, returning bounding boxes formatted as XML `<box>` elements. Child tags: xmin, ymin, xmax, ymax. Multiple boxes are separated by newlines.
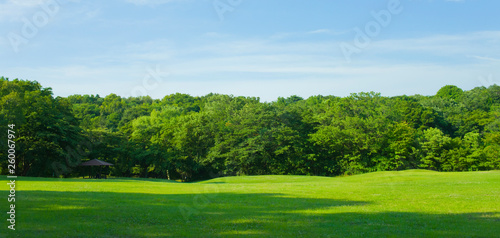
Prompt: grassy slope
<box><xmin>1</xmin><ymin>170</ymin><xmax>499</xmax><ymax>237</ymax></box>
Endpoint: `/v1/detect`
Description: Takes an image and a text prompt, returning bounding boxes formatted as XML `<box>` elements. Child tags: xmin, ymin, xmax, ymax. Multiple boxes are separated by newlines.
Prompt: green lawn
<box><xmin>1</xmin><ymin>170</ymin><xmax>500</xmax><ymax>237</ymax></box>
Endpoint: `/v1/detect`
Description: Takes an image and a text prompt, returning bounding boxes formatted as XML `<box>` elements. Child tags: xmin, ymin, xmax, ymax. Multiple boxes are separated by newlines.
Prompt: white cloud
<box><xmin>6</xmin><ymin>52</ymin><xmax>498</xmax><ymax>102</ymax></box>
<box><xmin>5</xmin><ymin>30</ymin><xmax>499</xmax><ymax>101</ymax></box>
<box><xmin>366</xmin><ymin>31</ymin><xmax>500</xmax><ymax>60</ymax></box>
<box><xmin>125</xmin><ymin>0</ymin><xmax>184</xmax><ymax>6</ymax></box>
<box><xmin>0</xmin><ymin>0</ymin><xmax>78</xmax><ymax>23</ymax></box>
<box><xmin>308</xmin><ymin>29</ymin><xmax>331</xmax><ymax>34</ymax></box>
<box><xmin>8</xmin><ymin>0</ymin><xmax>44</xmax><ymax>7</ymax></box>
<box><xmin>0</xmin><ymin>0</ymin><xmax>41</xmax><ymax>22</ymax></box>
<box><xmin>307</xmin><ymin>29</ymin><xmax>347</xmax><ymax>35</ymax></box>
<box><xmin>84</xmin><ymin>8</ymin><xmax>101</xmax><ymax>19</ymax></box>
<box><xmin>468</xmin><ymin>56</ymin><xmax>500</xmax><ymax>62</ymax></box>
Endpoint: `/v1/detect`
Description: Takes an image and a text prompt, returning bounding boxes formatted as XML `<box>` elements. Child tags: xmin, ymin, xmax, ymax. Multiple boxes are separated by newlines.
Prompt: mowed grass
<box><xmin>1</xmin><ymin>170</ymin><xmax>500</xmax><ymax>237</ymax></box>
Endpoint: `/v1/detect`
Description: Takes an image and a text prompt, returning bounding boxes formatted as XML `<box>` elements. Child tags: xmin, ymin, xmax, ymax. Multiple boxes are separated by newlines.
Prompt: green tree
<box><xmin>0</xmin><ymin>78</ymin><xmax>84</xmax><ymax>177</ymax></box>
<box><xmin>419</xmin><ymin>128</ymin><xmax>459</xmax><ymax>171</ymax></box>
<box><xmin>436</xmin><ymin>85</ymin><xmax>464</xmax><ymax>101</ymax></box>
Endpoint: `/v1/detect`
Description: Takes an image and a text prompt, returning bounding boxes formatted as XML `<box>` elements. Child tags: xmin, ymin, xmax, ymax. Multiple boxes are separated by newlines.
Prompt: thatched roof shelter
<box><xmin>79</xmin><ymin>159</ymin><xmax>113</xmax><ymax>179</ymax></box>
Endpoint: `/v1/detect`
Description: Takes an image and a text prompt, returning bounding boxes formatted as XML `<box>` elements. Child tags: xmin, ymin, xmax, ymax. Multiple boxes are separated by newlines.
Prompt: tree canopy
<box><xmin>2</xmin><ymin>77</ymin><xmax>500</xmax><ymax>180</ymax></box>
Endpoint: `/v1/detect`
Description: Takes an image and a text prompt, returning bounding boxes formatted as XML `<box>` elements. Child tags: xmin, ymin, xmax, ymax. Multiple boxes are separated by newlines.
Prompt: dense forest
<box><xmin>1</xmin><ymin>77</ymin><xmax>499</xmax><ymax>181</ymax></box>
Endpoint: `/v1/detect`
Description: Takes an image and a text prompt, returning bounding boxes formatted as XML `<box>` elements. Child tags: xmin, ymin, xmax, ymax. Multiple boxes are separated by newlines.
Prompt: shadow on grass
<box><xmin>3</xmin><ymin>176</ymin><xmax>179</xmax><ymax>183</ymax></box>
<box><xmin>5</xmin><ymin>190</ymin><xmax>500</xmax><ymax>238</ymax></box>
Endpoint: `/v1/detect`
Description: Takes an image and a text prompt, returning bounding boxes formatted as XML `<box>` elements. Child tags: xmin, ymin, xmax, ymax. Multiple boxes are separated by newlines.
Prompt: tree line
<box><xmin>1</xmin><ymin>77</ymin><xmax>499</xmax><ymax>181</ymax></box>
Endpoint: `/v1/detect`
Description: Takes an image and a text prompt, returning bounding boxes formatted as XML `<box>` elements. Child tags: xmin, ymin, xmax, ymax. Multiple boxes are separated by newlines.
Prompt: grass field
<box><xmin>1</xmin><ymin>170</ymin><xmax>500</xmax><ymax>237</ymax></box>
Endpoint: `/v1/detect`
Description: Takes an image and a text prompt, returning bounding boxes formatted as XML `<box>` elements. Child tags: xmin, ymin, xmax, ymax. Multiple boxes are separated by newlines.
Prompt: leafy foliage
<box><xmin>2</xmin><ymin>78</ymin><xmax>500</xmax><ymax>180</ymax></box>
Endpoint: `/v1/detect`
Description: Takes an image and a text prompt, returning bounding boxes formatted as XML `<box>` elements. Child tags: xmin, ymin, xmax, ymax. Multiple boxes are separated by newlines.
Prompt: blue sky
<box><xmin>1</xmin><ymin>0</ymin><xmax>500</xmax><ymax>101</ymax></box>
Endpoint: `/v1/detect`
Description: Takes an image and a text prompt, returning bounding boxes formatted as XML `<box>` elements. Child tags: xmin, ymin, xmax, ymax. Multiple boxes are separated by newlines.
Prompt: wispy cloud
<box><xmin>468</xmin><ymin>55</ymin><xmax>500</xmax><ymax>62</ymax></box>
<box><xmin>368</xmin><ymin>31</ymin><xmax>500</xmax><ymax>61</ymax></box>
<box><xmin>0</xmin><ymin>0</ymin><xmax>82</xmax><ymax>23</ymax></box>
<box><xmin>307</xmin><ymin>29</ymin><xmax>348</xmax><ymax>35</ymax></box>
<box><xmin>5</xmin><ymin>28</ymin><xmax>499</xmax><ymax>101</ymax></box>
<box><xmin>10</xmin><ymin>0</ymin><xmax>44</xmax><ymax>7</ymax></box>
<box><xmin>0</xmin><ymin>0</ymin><xmax>42</xmax><ymax>22</ymax></box>
<box><xmin>9</xmin><ymin>59</ymin><xmax>494</xmax><ymax>101</ymax></box>
<box><xmin>125</xmin><ymin>0</ymin><xmax>185</xmax><ymax>6</ymax></box>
